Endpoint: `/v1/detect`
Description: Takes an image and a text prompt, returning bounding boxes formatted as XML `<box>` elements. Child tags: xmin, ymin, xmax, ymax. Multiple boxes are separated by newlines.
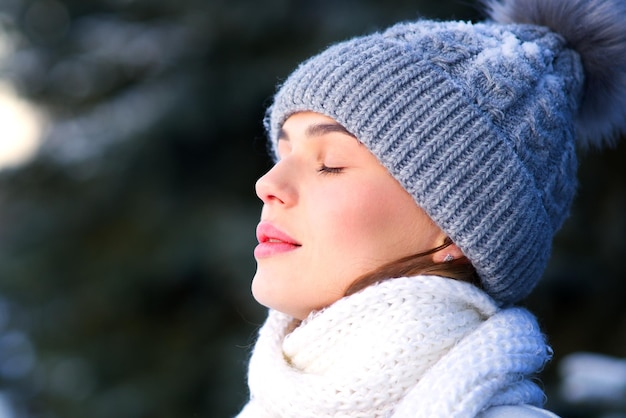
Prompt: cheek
<box><xmin>310</xmin><ymin>181</ymin><xmax>415</xmax><ymax>266</ymax></box>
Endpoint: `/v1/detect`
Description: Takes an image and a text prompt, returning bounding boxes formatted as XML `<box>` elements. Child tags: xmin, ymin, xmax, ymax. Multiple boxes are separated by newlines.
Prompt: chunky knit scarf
<box><xmin>237</xmin><ymin>276</ymin><xmax>551</xmax><ymax>418</ymax></box>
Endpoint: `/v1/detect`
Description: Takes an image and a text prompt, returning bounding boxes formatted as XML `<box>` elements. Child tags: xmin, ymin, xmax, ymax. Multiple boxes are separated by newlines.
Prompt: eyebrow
<box><xmin>278</xmin><ymin>122</ymin><xmax>356</xmax><ymax>141</ymax></box>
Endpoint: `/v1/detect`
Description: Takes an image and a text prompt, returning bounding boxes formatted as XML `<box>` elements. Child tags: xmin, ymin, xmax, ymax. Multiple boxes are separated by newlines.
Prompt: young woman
<box><xmin>237</xmin><ymin>0</ymin><xmax>626</xmax><ymax>416</ymax></box>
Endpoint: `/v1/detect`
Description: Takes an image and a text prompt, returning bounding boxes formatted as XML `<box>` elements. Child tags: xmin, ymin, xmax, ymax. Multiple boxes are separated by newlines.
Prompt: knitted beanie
<box><xmin>264</xmin><ymin>0</ymin><xmax>626</xmax><ymax>305</ymax></box>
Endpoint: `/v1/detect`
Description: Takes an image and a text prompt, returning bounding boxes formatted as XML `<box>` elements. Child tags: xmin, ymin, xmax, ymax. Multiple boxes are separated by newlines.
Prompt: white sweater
<box><xmin>479</xmin><ymin>405</ymin><xmax>560</xmax><ymax>417</ymax></box>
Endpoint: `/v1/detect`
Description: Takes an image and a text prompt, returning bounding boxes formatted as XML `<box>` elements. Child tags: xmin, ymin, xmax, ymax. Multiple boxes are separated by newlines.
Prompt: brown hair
<box><xmin>344</xmin><ymin>238</ymin><xmax>480</xmax><ymax>296</ymax></box>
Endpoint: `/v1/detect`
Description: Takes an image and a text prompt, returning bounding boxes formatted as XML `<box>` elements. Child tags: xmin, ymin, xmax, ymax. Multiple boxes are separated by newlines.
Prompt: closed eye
<box><xmin>317</xmin><ymin>165</ymin><xmax>344</xmax><ymax>175</ymax></box>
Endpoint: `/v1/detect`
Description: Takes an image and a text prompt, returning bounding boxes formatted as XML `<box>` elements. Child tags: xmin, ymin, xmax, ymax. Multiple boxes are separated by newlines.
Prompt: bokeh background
<box><xmin>0</xmin><ymin>0</ymin><xmax>624</xmax><ymax>417</ymax></box>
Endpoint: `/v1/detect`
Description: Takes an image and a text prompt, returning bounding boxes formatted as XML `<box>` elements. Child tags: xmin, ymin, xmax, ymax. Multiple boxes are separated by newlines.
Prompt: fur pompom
<box><xmin>483</xmin><ymin>0</ymin><xmax>626</xmax><ymax>149</ymax></box>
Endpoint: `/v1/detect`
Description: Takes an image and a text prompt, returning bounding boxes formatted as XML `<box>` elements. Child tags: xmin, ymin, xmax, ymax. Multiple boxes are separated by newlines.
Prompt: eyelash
<box><xmin>317</xmin><ymin>165</ymin><xmax>344</xmax><ymax>175</ymax></box>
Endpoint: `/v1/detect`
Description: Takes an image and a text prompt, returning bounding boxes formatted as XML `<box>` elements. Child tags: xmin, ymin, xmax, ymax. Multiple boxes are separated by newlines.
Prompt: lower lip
<box><xmin>254</xmin><ymin>242</ymin><xmax>300</xmax><ymax>258</ymax></box>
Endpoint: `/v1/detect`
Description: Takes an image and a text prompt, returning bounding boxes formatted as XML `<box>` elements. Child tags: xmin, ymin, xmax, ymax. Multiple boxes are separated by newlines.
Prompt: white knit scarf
<box><xmin>237</xmin><ymin>276</ymin><xmax>551</xmax><ymax>418</ymax></box>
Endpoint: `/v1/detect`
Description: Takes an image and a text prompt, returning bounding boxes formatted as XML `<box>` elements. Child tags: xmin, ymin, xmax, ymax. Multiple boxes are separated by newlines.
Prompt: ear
<box><xmin>433</xmin><ymin>240</ymin><xmax>465</xmax><ymax>263</ymax></box>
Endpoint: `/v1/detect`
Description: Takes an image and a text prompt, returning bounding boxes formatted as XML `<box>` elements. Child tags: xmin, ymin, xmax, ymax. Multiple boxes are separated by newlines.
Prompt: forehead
<box><xmin>279</xmin><ymin>112</ymin><xmax>356</xmax><ymax>141</ymax></box>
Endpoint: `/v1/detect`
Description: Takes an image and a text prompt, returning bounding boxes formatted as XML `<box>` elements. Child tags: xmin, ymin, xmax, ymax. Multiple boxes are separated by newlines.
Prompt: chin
<box><xmin>251</xmin><ymin>271</ymin><xmax>278</xmax><ymax>309</ymax></box>
<box><xmin>250</xmin><ymin>272</ymin><xmax>267</xmax><ymax>303</ymax></box>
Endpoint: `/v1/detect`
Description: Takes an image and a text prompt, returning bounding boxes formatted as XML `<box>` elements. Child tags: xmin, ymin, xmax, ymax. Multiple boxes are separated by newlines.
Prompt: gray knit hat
<box><xmin>264</xmin><ymin>0</ymin><xmax>626</xmax><ymax>305</ymax></box>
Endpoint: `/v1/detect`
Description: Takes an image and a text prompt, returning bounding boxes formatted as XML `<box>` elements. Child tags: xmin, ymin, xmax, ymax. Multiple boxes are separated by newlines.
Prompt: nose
<box><xmin>255</xmin><ymin>162</ymin><xmax>296</xmax><ymax>207</ymax></box>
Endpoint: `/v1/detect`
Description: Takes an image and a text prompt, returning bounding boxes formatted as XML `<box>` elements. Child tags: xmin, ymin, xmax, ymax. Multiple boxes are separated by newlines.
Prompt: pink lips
<box><xmin>254</xmin><ymin>222</ymin><xmax>301</xmax><ymax>259</ymax></box>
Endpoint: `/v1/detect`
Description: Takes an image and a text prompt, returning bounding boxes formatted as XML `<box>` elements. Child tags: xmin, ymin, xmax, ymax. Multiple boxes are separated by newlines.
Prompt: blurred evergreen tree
<box><xmin>0</xmin><ymin>0</ymin><xmax>623</xmax><ymax>417</ymax></box>
<box><xmin>0</xmin><ymin>1</ymin><xmax>479</xmax><ymax>416</ymax></box>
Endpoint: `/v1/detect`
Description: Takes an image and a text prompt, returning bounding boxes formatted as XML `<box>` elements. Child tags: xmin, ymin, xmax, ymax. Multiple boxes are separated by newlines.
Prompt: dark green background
<box><xmin>0</xmin><ymin>0</ymin><xmax>624</xmax><ymax>417</ymax></box>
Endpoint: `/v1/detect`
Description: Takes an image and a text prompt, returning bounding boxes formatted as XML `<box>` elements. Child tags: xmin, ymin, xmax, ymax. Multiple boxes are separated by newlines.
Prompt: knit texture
<box><xmin>264</xmin><ymin>19</ymin><xmax>582</xmax><ymax>306</ymax></box>
<box><xmin>237</xmin><ymin>276</ymin><xmax>552</xmax><ymax>417</ymax></box>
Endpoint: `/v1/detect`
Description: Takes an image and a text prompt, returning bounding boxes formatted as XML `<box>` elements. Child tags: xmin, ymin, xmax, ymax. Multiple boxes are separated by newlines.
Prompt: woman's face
<box><xmin>252</xmin><ymin>112</ymin><xmax>447</xmax><ymax>320</ymax></box>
